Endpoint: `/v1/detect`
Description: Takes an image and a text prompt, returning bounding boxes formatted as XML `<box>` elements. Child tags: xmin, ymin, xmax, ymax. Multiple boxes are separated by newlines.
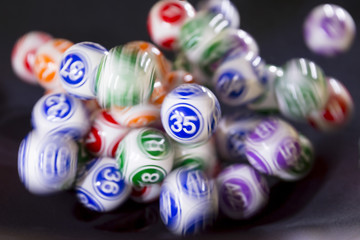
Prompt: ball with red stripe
<box><xmin>147</xmin><ymin>0</ymin><xmax>196</xmax><ymax>50</ymax></box>
<box><xmin>85</xmin><ymin>110</ymin><xmax>130</xmax><ymax>157</ymax></box>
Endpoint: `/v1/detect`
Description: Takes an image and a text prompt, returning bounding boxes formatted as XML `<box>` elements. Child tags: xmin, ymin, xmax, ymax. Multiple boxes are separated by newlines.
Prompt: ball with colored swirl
<box><xmin>33</xmin><ymin>38</ymin><xmax>73</xmax><ymax>91</ymax></box>
<box><xmin>59</xmin><ymin>42</ymin><xmax>108</xmax><ymax>100</ymax></box>
<box><xmin>244</xmin><ymin>117</ymin><xmax>301</xmax><ymax>176</ymax></box>
<box><xmin>18</xmin><ymin>131</ymin><xmax>78</xmax><ymax>195</ymax></box>
<box><xmin>159</xmin><ymin>167</ymin><xmax>218</xmax><ymax>235</ymax></box>
<box><xmin>116</xmin><ymin>127</ymin><xmax>174</xmax><ymax>186</ymax></box>
<box><xmin>274</xmin><ymin>58</ymin><xmax>328</xmax><ymax>121</ymax></box>
<box><xmin>216</xmin><ymin>164</ymin><xmax>269</xmax><ymax>219</ymax></box>
<box><xmin>11</xmin><ymin>31</ymin><xmax>52</xmax><ymax>84</ymax></box>
<box><xmin>31</xmin><ymin>92</ymin><xmax>90</xmax><ymax>139</ymax></box>
<box><xmin>304</xmin><ymin>4</ymin><xmax>356</xmax><ymax>57</ymax></box>
<box><xmin>95</xmin><ymin>43</ymin><xmax>157</xmax><ymax>108</ymax></box>
<box><xmin>161</xmin><ymin>83</ymin><xmax>221</xmax><ymax>145</ymax></box>
<box><xmin>148</xmin><ymin>0</ymin><xmax>196</xmax><ymax>50</ymax></box>
<box><xmin>75</xmin><ymin>157</ymin><xmax>131</xmax><ymax>212</ymax></box>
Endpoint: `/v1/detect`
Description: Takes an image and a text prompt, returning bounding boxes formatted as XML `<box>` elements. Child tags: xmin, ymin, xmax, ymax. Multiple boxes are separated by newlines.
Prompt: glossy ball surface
<box><xmin>84</xmin><ymin>110</ymin><xmax>129</xmax><ymax>157</ymax></box>
<box><xmin>33</xmin><ymin>39</ymin><xmax>73</xmax><ymax>91</ymax></box>
<box><xmin>216</xmin><ymin>164</ymin><xmax>269</xmax><ymax>219</ymax></box>
<box><xmin>59</xmin><ymin>42</ymin><xmax>108</xmax><ymax>100</ymax></box>
<box><xmin>161</xmin><ymin>84</ymin><xmax>221</xmax><ymax>144</ymax></box>
<box><xmin>304</xmin><ymin>4</ymin><xmax>356</xmax><ymax>57</ymax></box>
<box><xmin>116</xmin><ymin>127</ymin><xmax>174</xmax><ymax>186</ymax></box>
<box><xmin>18</xmin><ymin>131</ymin><xmax>78</xmax><ymax>195</ymax></box>
<box><xmin>11</xmin><ymin>31</ymin><xmax>52</xmax><ymax>84</ymax></box>
<box><xmin>31</xmin><ymin>92</ymin><xmax>90</xmax><ymax>139</ymax></box>
<box><xmin>245</xmin><ymin>117</ymin><xmax>301</xmax><ymax>176</ymax></box>
<box><xmin>75</xmin><ymin>157</ymin><xmax>131</xmax><ymax>212</ymax></box>
<box><xmin>148</xmin><ymin>0</ymin><xmax>196</xmax><ymax>50</ymax></box>
<box><xmin>274</xmin><ymin>58</ymin><xmax>328</xmax><ymax>121</ymax></box>
<box><xmin>159</xmin><ymin>167</ymin><xmax>218</xmax><ymax>235</ymax></box>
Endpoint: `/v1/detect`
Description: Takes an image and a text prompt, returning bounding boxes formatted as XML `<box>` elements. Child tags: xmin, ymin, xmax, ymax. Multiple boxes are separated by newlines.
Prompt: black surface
<box><xmin>1</xmin><ymin>0</ymin><xmax>360</xmax><ymax>239</ymax></box>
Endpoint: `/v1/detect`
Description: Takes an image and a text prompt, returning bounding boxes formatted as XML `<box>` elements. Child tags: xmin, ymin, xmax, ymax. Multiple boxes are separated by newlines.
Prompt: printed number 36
<box><xmin>170</xmin><ymin>110</ymin><xmax>197</xmax><ymax>134</ymax></box>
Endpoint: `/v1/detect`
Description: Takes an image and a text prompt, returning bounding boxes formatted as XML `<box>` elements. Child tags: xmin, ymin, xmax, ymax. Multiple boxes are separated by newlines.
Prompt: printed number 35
<box><xmin>170</xmin><ymin>110</ymin><xmax>197</xmax><ymax>134</ymax></box>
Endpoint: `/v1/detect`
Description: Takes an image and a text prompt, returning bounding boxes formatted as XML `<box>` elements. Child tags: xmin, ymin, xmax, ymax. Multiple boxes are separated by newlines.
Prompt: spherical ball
<box><xmin>198</xmin><ymin>0</ymin><xmax>240</xmax><ymax>29</ymax></box>
<box><xmin>59</xmin><ymin>42</ymin><xmax>108</xmax><ymax>100</ymax></box>
<box><xmin>11</xmin><ymin>31</ymin><xmax>52</xmax><ymax>84</ymax></box>
<box><xmin>18</xmin><ymin>131</ymin><xmax>78</xmax><ymax>195</ymax></box>
<box><xmin>116</xmin><ymin>127</ymin><xmax>174</xmax><ymax>186</ymax></box>
<box><xmin>304</xmin><ymin>4</ymin><xmax>356</xmax><ymax>57</ymax></box>
<box><xmin>276</xmin><ymin>134</ymin><xmax>315</xmax><ymax>181</ymax></box>
<box><xmin>161</xmin><ymin>83</ymin><xmax>221</xmax><ymax>144</ymax></box>
<box><xmin>274</xmin><ymin>58</ymin><xmax>328</xmax><ymax>121</ymax></box>
<box><xmin>95</xmin><ymin>42</ymin><xmax>158</xmax><ymax>108</ymax></box>
<box><xmin>213</xmin><ymin>52</ymin><xmax>266</xmax><ymax>106</ymax></box>
<box><xmin>75</xmin><ymin>157</ymin><xmax>131</xmax><ymax>212</ymax></box>
<box><xmin>148</xmin><ymin>0</ymin><xmax>196</xmax><ymax>50</ymax></box>
<box><xmin>159</xmin><ymin>167</ymin><xmax>218</xmax><ymax>235</ymax></box>
<box><xmin>216</xmin><ymin>164</ymin><xmax>269</xmax><ymax>219</ymax></box>
<box><xmin>33</xmin><ymin>39</ymin><xmax>73</xmax><ymax>91</ymax></box>
<box><xmin>84</xmin><ymin>110</ymin><xmax>130</xmax><ymax>157</ymax></box>
<box><xmin>31</xmin><ymin>92</ymin><xmax>90</xmax><ymax>139</ymax></box>
<box><xmin>245</xmin><ymin>117</ymin><xmax>301</xmax><ymax>176</ymax></box>
<box><xmin>307</xmin><ymin>77</ymin><xmax>353</xmax><ymax>132</ymax></box>
<box><xmin>216</xmin><ymin>110</ymin><xmax>261</xmax><ymax>162</ymax></box>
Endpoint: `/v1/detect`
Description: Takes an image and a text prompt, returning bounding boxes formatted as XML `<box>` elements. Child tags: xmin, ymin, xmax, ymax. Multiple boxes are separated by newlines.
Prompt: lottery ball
<box><xmin>59</xmin><ymin>42</ymin><xmax>108</xmax><ymax>100</ymax></box>
<box><xmin>148</xmin><ymin>0</ymin><xmax>196</xmax><ymax>50</ymax></box>
<box><xmin>161</xmin><ymin>83</ymin><xmax>221</xmax><ymax>145</ymax></box>
<box><xmin>274</xmin><ymin>58</ymin><xmax>328</xmax><ymax>121</ymax></box>
<box><xmin>110</xmin><ymin>104</ymin><xmax>160</xmax><ymax>128</ymax></box>
<box><xmin>33</xmin><ymin>38</ymin><xmax>73</xmax><ymax>91</ymax></box>
<box><xmin>75</xmin><ymin>157</ymin><xmax>131</xmax><ymax>212</ymax></box>
<box><xmin>198</xmin><ymin>28</ymin><xmax>260</xmax><ymax>79</ymax></box>
<box><xmin>173</xmin><ymin>137</ymin><xmax>218</xmax><ymax>177</ymax></box>
<box><xmin>95</xmin><ymin>43</ymin><xmax>157</xmax><ymax>108</ymax></box>
<box><xmin>116</xmin><ymin>127</ymin><xmax>174</xmax><ymax>186</ymax></box>
<box><xmin>213</xmin><ymin>52</ymin><xmax>266</xmax><ymax>106</ymax></box>
<box><xmin>131</xmin><ymin>183</ymin><xmax>162</xmax><ymax>203</ymax></box>
<box><xmin>18</xmin><ymin>131</ymin><xmax>78</xmax><ymax>195</ymax></box>
<box><xmin>304</xmin><ymin>4</ymin><xmax>356</xmax><ymax>57</ymax></box>
<box><xmin>198</xmin><ymin>0</ymin><xmax>240</xmax><ymax>29</ymax></box>
<box><xmin>216</xmin><ymin>164</ymin><xmax>269</xmax><ymax>219</ymax></box>
<box><xmin>11</xmin><ymin>31</ymin><xmax>52</xmax><ymax>84</ymax></box>
<box><xmin>276</xmin><ymin>134</ymin><xmax>315</xmax><ymax>181</ymax></box>
<box><xmin>245</xmin><ymin>117</ymin><xmax>301</xmax><ymax>176</ymax></box>
<box><xmin>31</xmin><ymin>92</ymin><xmax>90</xmax><ymax>139</ymax></box>
<box><xmin>179</xmin><ymin>11</ymin><xmax>230</xmax><ymax>64</ymax></box>
<box><xmin>248</xmin><ymin>65</ymin><xmax>282</xmax><ymax>113</ymax></box>
<box><xmin>84</xmin><ymin>110</ymin><xmax>129</xmax><ymax>157</ymax></box>
<box><xmin>216</xmin><ymin>110</ymin><xmax>261</xmax><ymax>162</ymax></box>
<box><xmin>160</xmin><ymin>167</ymin><xmax>218</xmax><ymax>235</ymax></box>
<box><xmin>307</xmin><ymin>77</ymin><xmax>353</xmax><ymax>132</ymax></box>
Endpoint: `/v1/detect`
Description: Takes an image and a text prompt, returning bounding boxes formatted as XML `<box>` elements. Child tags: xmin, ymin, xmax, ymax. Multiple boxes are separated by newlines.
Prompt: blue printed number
<box><xmin>60</xmin><ymin>54</ymin><xmax>86</xmax><ymax>86</ymax></box>
<box><xmin>95</xmin><ymin>166</ymin><xmax>124</xmax><ymax>198</ymax></box>
<box><xmin>169</xmin><ymin>106</ymin><xmax>200</xmax><ymax>139</ymax></box>
<box><xmin>43</xmin><ymin>93</ymin><xmax>73</xmax><ymax>121</ymax></box>
<box><xmin>173</xmin><ymin>84</ymin><xmax>204</xmax><ymax>98</ymax></box>
<box><xmin>217</xmin><ymin>70</ymin><xmax>245</xmax><ymax>99</ymax></box>
<box><xmin>160</xmin><ymin>188</ymin><xmax>180</xmax><ymax>228</ymax></box>
<box><xmin>180</xmin><ymin>170</ymin><xmax>210</xmax><ymax>197</ymax></box>
<box><xmin>76</xmin><ymin>189</ymin><xmax>102</xmax><ymax>212</ymax></box>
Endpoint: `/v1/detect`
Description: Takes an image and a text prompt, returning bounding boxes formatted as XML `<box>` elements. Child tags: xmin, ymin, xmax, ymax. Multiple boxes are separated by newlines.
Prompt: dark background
<box><xmin>0</xmin><ymin>0</ymin><xmax>360</xmax><ymax>239</ymax></box>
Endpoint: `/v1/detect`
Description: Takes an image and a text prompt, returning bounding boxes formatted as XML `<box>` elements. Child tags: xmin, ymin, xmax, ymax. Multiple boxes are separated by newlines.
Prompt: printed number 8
<box><xmin>141</xmin><ymin>173</ymin><xmax>160</xmax><ymax>183</ymax></box>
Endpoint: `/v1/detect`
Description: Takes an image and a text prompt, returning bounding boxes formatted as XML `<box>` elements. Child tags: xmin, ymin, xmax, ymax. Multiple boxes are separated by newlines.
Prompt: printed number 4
<box><xmin>170</xmin><ymin>110</ymin><xmax>197</xmax><ymax>134</ymax></box>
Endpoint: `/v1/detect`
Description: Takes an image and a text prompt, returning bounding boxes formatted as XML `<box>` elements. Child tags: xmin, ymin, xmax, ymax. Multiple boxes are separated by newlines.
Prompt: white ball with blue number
<box><xmin>161</xmin><ymin>83</ymin><xmax>221</xmax><ymax>145</ymax></box>
<box><xmin>75</xmin><ymin>157</ymin><xmax>131</xmax><ymax>212</ymax></box>
<box><xmin>159</xmin><ymin>167</ymin><xmax>218</xmax><ymax>235</ymax></box>
<box><xmin>59</xmin><ymin>42</ymin><xmax>108</xmax><ymax>100</ymax></box>
<box><xmin>32</xmin><ymin>92</ymin><xmax>90</xmax><ymax>139</ymax></box>
<box><xmin>18</xmin><ymin>131</ymin><xmax>78</xmax><ymax>195</ymax></box>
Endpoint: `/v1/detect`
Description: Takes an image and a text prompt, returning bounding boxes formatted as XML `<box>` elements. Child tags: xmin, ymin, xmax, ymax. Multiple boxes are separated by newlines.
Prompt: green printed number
<box><xmin>131</xmin><ymin>167</ymin><xmax>165</xmax><ymax>186</ymax></box>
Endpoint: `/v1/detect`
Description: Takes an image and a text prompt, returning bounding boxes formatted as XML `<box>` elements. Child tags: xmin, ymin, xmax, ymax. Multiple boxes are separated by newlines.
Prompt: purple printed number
<box><xmin>275</xmin><ymin>137</ymin><xmax>301</xmax><ymax>170</ymax></box>
<box><xmin>321</xmin><ymin>16</ymin><xmax>346</xmax><ymax>39</ymax></box>
<box><xmin>221</xmin><ymin>178</ymin><xmax>251</xmax><ymax>213</ymax></box>
<box><xmin>245</xmin><ymin>149</ymin><xmax>271</xmax><ymax>174</ymax></box>
<box><xmin>248</xmin><ymin>118</ymin><xmax>278</xmax><ymax>142</ymax></box>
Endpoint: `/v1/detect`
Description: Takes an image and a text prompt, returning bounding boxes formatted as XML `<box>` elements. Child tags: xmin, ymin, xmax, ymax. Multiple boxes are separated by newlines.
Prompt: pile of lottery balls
<box><xmin>13</xmin><ymin>0</ymin><xmax>355</xmax><ymax>236</ymax></box>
